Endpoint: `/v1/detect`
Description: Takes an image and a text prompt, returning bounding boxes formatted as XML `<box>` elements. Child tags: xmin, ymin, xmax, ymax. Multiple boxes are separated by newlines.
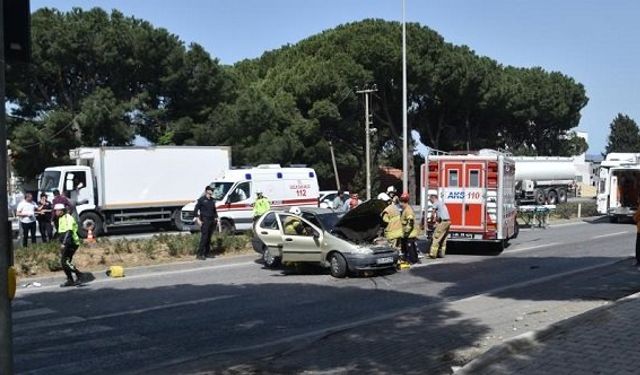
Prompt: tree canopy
<box><xmin>6</xmin><ymin>11</ymin><xmax>589</xmax><ymax>193</ymax></box>
<box><xmin>604</xmin><ymin>114</ymin><xmax>640</xmax><ymax>154</ymax></box>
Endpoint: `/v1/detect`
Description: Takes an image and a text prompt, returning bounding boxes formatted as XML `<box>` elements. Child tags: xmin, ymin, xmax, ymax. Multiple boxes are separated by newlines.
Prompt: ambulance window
<box><xmin>448</xmin><ymin>170</ymin><xmax>459</xmax><ymax>187</ymax></box>
<box><xmin>469</xmin><ymin>170</ymin><xmax>480</xmax><ymax>187</ymax></box>
<box><xmin>230</xmin><ymin>182</ymin><xmax>251</xmax><ymax>203</ymax></box>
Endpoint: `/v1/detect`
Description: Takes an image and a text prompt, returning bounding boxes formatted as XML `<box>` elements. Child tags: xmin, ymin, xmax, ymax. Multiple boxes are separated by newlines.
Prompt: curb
<box><xmin>456</xmin><ymin>289</ymin><xmax>640</xmax><ymax>374</ymax></box>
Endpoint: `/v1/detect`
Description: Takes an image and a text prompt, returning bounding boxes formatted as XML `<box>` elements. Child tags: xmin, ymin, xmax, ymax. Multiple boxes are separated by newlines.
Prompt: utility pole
<box><xmin>356</xmin><ymin>85</ymin><xmax>377</xmax><ymax>201</ymax></box>
<box><xmin>401</xmin><ymin>0</ymin><xmax>409</xmax><ymax>194</ymax></box>
<box><xmin>0</xmin><ymin>0</ymin><xmax>14</xmax><ymax>371</ymax></box>
<box><xmin>328</xmin><ymin>140</ymin><xmax>340</xmax><ymax>190</ymax></box>
<box><xmin>1</xmin><ymin>0</ymin><xmax>30</xmax><ymax>372</ymax></box>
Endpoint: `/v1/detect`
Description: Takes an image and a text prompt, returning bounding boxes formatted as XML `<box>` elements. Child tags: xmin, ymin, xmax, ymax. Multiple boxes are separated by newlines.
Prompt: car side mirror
<box><xmin>312</xmin><ymin>230</ymin><xmax>320</xmax><ymax>239</ymax></box>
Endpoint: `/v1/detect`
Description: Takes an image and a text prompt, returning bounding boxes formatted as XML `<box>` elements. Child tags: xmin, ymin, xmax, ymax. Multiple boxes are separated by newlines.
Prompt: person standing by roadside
<box><xmin>36</xmin><ymin>193</ymin><xmax>54</xmax><ymax>243</ymax></box>
<box><xmin>428</xmin><ymin>194</ymin><xmax>451</xmax><ymax>259</ymax></box>
<box><xmin>252</xmin><ymin>191</ymin><xmax>271</xmax><ymax>222</ymax></box>
<box><xmin>343</xmin><ymin>193</ymin><xmax>362</xmax><ymax>212</ymax></box>
<box><xmin>55</xmin><ymin>203</ymin><xmax>90</xmax><ymax>287</ymax></box>
<box><xmin>399</xmin><ymin>193</ymin><xmax>419</xmax><ymax>264</ymax></box>
<box><xmin>332</xmin><ymin>190</ymin><xmax>347</xmax><ymax>212</ymax></box>
<box><xmin>194</xmin><ymin>186</ymin><xmax>218</xmax><ymax>260</ymax></box>
<box><xmin>17</xmin><ymin>193</ymin><xmax>38</xmax><ymax>247</ymax></box>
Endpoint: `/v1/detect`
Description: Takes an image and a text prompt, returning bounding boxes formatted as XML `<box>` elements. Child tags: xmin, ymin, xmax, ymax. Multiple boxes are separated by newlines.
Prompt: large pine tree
<box><xmin>605</xmin><ymin>114</ymin><xmax>640</xmax><ymax>154</ymax></box>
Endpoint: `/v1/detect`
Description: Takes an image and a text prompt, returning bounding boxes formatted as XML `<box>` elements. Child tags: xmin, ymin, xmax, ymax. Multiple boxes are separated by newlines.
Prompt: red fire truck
<box><xmin>420</xmin><ymin>149</ymin><xmax>518</xmax><ymax>249</ymax></box>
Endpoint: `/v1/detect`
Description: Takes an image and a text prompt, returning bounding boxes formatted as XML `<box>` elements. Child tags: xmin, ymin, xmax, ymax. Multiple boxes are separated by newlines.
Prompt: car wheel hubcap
<box><xmin>331</xmin><ymin>257</ymin><xmax>338</xmax><ymax>272</ymax></box>
<box><xmin>264</xmin><ymin>249</ymin><xmax>273</xmax><ymax>265</ymax></box>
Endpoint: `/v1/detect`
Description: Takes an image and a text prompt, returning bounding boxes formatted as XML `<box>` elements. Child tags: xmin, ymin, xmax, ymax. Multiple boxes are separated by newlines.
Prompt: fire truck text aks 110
<box><xmin>420</xmin><ymin>149</ymin><xmax>519</xmax><ymax>251</ymax></box>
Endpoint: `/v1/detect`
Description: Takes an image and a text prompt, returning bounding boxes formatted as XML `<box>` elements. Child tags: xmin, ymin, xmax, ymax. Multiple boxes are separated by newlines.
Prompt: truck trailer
<box><xmin>39</xmin><ymin>146</ymin><xmax>231</xmax><ymax>236</ymax></box>
<box><xmin>597</xmin><ymin>153</ymin><xmax>640</xmax><ymax>222</ymax></box>
<box><xmin>512</xmin><ymin>156</ymin><xmax>576</xmax><ymax>205</ymax></box>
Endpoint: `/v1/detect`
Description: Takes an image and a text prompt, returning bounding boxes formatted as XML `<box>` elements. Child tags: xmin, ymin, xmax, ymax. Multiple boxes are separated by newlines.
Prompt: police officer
<box><xmin>194</xmin><ymin>186</ymin><xmax>218</xmax><ymax>260</ymax></box>
<box><xmin>252</xmin><ymin>191</ymin><xmax>271</xmax><ymax>222</ymax></box>
<box><xmin>428</xmin><ymin>194</ymin><xmax>451</xmax><ymax>259</ymax></box>
<box><xmin>399</xmin><ymin>193</ymin><xmax>419</xmax><ymax>264</ymax></box>
<box><xmin>378</xmin><ymin>193</ymin><xmax>403</xmax><ymax>248</ymax></box>
<box><xmin>55</xmin><ymin>203</ymin><xmax>88</xmax><ymax>287</ymax></box>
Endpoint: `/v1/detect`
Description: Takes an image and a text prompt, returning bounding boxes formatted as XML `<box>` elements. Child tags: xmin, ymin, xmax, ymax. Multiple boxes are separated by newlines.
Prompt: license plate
<box><xmin>449</xmin><ymin>232</ymin><xmax>480</xmax><ymax>239</ymax></box>
<box><xmin>377</xmin><ymin>257</ymin><xmax>394</xmax><ymax>265</ymax></box>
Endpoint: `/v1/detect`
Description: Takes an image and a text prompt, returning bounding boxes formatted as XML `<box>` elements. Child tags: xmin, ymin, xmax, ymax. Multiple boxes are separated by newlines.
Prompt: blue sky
<box><xmin>33</xmin><ymin>0</ymin><xmax>640</xmax><ymax>154</ymax></box>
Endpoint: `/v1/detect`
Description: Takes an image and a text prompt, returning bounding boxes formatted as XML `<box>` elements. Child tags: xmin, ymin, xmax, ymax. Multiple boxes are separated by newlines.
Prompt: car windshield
<box><xmin>210</xmin><ymin>182</ymin><xmax>233</xmax><ymax>200</ymax></box>
<box><xmin>39</xmin><ymin>171</ymin><xmax>61</xmax><ymax>192</ymax></box>
<box><xmin>314</xmin><ymin>212</ymin><xmax>342</xmax><ymax>231</ymax></box>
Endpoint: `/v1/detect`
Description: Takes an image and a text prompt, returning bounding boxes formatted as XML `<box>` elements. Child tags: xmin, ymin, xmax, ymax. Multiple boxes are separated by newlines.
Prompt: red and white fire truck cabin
<box><xmin>420</xmin><ymin>149</ymin><xmax>518</xmax><ymax>249</ymax></box>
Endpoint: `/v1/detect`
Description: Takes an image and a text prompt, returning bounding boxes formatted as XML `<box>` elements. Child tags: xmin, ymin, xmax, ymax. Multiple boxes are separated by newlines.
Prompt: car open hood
<box><xmin>332</xmin><ymin>199</ymin><xmax>387</xmax><ymax>243</ymax></box>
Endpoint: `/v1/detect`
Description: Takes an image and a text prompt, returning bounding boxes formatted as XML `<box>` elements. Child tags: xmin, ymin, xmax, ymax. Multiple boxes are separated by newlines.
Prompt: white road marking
<box><xmin>590</xmin><ymin>231</ymin><xmax>631</xmax><ymax>239</ymax></box>
<box><xmin>12</xmin><ymin>307</ymin><xmax>55</xmax><ymax>320</ymax></box>
<box><xmin>507</xmin><ymin>242</ymin><xmax>561</xmax><ymax>253</ymax></box>
<box><xmin>87</xmin><ymin>294</ymin><xmax>237</xmax><ymax>321</ymax></box>
<box><xmin>13</xmin><ymin>316</ymin><xmax>86</xmax><ymax>333</ymax></box>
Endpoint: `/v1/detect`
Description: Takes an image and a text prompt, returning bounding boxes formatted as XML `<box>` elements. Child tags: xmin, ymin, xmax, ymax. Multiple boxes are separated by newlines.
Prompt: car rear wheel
<box><xmin>263</xmin><ymin>246</ymin><xmax>281</xmax><ymax>268</ymax></box>
<box><xmin>329</xmin><ymin>252</ymin><xmax>348</xmax><ymax>278</ymax></box>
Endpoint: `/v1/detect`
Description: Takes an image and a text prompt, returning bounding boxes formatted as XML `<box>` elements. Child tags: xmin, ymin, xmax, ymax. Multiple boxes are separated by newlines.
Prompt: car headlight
<box><xmin>350</xmin><ymin>246</ymin><xmax>374</xmax><ymax>255</ymax></box>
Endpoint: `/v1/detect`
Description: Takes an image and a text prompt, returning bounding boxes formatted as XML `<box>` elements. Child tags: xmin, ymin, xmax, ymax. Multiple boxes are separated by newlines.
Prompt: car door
<box><xmin>254</xmin><ymin>212</ymin><xmax>284</xmax><ymax>254</ymax></box>
<box><xmin>279</xmin><ymin>213</ymin><xmax>323</xmax><ymax>263</ymax></box>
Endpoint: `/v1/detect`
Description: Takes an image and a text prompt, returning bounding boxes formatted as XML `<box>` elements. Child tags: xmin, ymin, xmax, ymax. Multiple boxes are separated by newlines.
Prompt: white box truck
<box><xmin>597</xmin><ymin>153</ymin><xmax>640</xmax><ymax>222</ymax></box>
<box><xmin>181</xmin><ymin>164</ymin><xmax>320</xmax><ymax>232</ymax></box>
<box><xmin>512</xmin><ymin>156</ymin><xmax>576</xmax><ymax>205</ymax></box>
<box><xmin>38</xmin><ymin>146</ymin><xmax>231</xmax><ymax>236</ymax></box>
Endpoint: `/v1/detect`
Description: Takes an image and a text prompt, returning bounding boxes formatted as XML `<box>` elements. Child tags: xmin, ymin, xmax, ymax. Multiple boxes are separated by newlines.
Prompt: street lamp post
<box><xmin>402</xmin><ymin>0</ymin><xmax>408</xmax><ymax>194</ymax></box>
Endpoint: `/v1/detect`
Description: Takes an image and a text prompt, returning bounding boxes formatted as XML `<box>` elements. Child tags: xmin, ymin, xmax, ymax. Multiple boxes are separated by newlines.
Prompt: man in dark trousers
<box><xmin>194</xmin><ymin>186</ymin><xmax>218</xmax><ymax>260</ymax></box>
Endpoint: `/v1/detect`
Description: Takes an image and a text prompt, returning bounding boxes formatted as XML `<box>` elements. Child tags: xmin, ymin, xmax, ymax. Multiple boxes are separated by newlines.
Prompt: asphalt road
<box><xmin>10</xmin><ymin>217</ymin><xmax>639</xmax><ymax>374</ymax></box>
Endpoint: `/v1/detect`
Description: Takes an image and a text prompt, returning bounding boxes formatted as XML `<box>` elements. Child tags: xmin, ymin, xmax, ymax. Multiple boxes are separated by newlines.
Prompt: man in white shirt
<box><xmin>17</xmin><ymin>192</ymin><xmax>38</xmax><ymax>247</ymax></box>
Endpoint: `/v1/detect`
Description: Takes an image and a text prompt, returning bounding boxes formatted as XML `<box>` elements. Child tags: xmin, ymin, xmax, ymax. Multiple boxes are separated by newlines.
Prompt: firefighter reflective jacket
<box><xmin>382</xmin><ymin>204</ymin><xmax>403</xmax><ymax>240</ymax></box>
<box><xmin>401</xmin><ymin>205</ymin><xmax>419</xmax><ymax>239</ymax></box>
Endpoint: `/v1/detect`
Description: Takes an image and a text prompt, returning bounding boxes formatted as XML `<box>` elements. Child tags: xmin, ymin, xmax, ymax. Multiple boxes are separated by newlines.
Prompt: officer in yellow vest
<box><xmin>252</xmin><ymin>191</ymin><xmax>271</xmax><ymax>222</ymax></box>
<box><xmin>400</xmin><ymin>193</ymin><xmax>419</xmax><ymax>264</ymax></box>
<box><xmin>378</xmin><ymin>193</ymin><xmax>403</xmax><ymax>248</ymax></box>
<box><xmin>284</xmin><ymin>206</ymin><xmax>305</xmax><ymax>235</ymax></box>
<box><xmin>55</xmin><ymin>203</ymin><xmax>90</xmax><ymax>287</ymax></box>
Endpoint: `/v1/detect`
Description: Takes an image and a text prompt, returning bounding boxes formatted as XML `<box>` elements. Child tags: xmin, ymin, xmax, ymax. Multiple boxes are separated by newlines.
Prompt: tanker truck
<box><xmin>512</xmin><ymin>156</ymin><xmax>577</xmax><ymax>205</ymax></box>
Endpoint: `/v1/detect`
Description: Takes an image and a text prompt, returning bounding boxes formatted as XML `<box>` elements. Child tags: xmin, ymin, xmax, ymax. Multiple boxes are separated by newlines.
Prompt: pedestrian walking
<box><xmin>342</xmin><ymin>193</ymin><xmax>362</xmax><ymax>212</ymax></box>
<box><xmin>378</xmin><ymin>193</ymin><xmax>402</xmax><ymax>249</ymax></box>
<box><xmin>16</xmin><ymin>192</ymin><xmax>37</xmax><ymax>247</ymax></box>
<box><xmin>55</xmin><ymin>203</ymin><xmax>89</xmax><ymax>287</ymax></box>
<box><xmin>194</xmin><ymin>186</ymin><xmax>218</xmax><ymax>260</ymax></box>
<box><xmin>399</xmin><ymin>193</ymin><xmax>419</xmax><ymax>264</ymax></box>
<box><xmin>428</xmin><ymin>194</ymin><xmax>451</xmax><ymax>259</ymax></box>
<box><xmin>36</xmin><ymin>193</ymin><xmax>54</xmax><ymax>243</ymax></box>
<box><xmin>252</xmin><ymin>191</ymin><xmax>271</xmax><ymax>222</ymax></box>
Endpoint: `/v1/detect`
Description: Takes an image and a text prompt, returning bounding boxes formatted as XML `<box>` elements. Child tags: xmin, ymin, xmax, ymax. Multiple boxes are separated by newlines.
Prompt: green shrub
<box><xmin>553</xmin><ymin>201</ymin><xmax>598</xmax><ymax>219</ymax></box>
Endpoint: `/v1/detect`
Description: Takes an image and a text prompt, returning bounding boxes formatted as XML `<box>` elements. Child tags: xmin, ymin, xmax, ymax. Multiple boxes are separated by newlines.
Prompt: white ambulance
<box><xmin>420</xmin><ymin>149</ymin><xmax>518</xmax><ymax>250</ymax></box>
<box><xmin>181</xmin><ymin>165</ymin><xmax>320</xmax><ymax>232</ymax></box>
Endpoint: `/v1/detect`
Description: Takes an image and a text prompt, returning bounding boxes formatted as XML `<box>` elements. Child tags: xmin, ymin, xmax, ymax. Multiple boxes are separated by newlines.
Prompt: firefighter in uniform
<box><xmin>428</xmin><ymin>193</ymin><xmax>451</xmax><ymax>259</ymax></box>
<box><xmin>55</xmin><ymin>203</ymin><xmax>88</xmax><ymax>287</ymax></box>
<box><xmin>399</xmin><ymin>193</ymin><xmax>419</xmax><ymax>264</ymax></box>
<box><xmin>284</xmin><ymin>206</ymin><xmax>305</xmax><ymax>235</ymax></box>
<box><xmin>252</xmin><ymin>191</ymin><xmax>271</xmax><ymax>222</ymax></box>
<box><xmin>378</xmin><ymin>193</ymin><xmax>403</xmax><ymax>248</ymax></box>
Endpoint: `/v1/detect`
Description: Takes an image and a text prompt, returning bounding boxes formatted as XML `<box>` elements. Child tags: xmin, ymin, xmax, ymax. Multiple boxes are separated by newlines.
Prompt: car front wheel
<box><xmin>329</xmin><ymin>252</ymin><xmax>348</xmax><ymax>278</ymax></box>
